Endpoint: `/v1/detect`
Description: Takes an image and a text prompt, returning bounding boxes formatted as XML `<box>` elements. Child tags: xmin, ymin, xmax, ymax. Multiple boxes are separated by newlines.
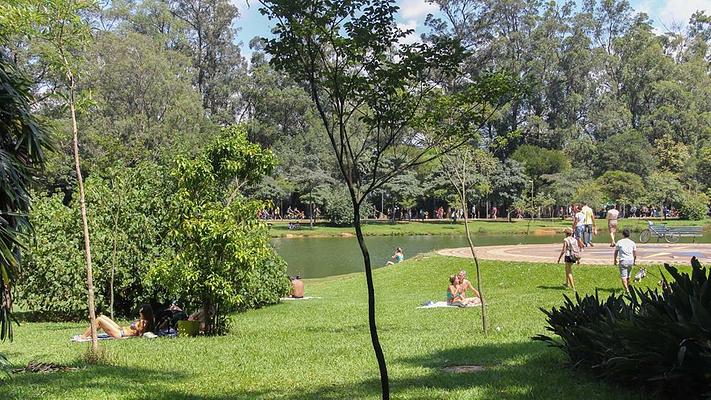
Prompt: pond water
<box><xmin>273</xmin><ymin>234</ymin><xmax>561</xmax><ymax>278</ymax></box>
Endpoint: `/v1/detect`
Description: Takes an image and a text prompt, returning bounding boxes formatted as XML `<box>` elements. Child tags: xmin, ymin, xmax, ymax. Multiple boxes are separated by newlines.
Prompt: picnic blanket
<box><xmin>71</xmin><ymin>332</ymin><xmax>158</xmax><ymax>342</ymax></box>
<box><xmin>417</xmin><ymin>300</ymin><xmax>483</xmax><ymax>309</ymax></box>
<box><xmin>280</xmin><ymin>296</ymin><xmax>320</xmax><ymax>301</ymax></box>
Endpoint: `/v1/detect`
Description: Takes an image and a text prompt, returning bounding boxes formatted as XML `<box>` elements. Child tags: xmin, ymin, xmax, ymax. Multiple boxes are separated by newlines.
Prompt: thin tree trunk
<box><xmin>69</xmin><ymin>75</ymin><xmax>98</xmax><ymax>352</ymax></box>
<box><xmin>353</xmin><ymin>204</ymin><xmax>389</xmax><ymax>399</ymax></box>
<box><xmin>463</xmin><ymin>202</ymin><xmax>487</xmax><ymax>334</ymax></box>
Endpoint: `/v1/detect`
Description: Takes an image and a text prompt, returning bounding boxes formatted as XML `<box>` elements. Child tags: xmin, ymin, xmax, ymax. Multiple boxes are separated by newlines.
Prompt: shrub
<box><xmin>678</xmin><ymin>191</ymin><xmax>709</xmax><ymax>220</ymax></box>
<box><xmin>534</xmin><ymin>258</ymin><xmax>711</xmax><ymax>399</ymax></box>
<box><xmin>321</xmin><ymin>187</ymin><xmax>374</xmax><ymax>226</ymax></box>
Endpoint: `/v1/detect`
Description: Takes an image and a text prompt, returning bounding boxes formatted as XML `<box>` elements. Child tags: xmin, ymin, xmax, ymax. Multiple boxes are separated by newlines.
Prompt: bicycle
<box><xmin>639</xmin><ymin>221</ymin><xmax>679</xmax><ymax>243</ymax></box>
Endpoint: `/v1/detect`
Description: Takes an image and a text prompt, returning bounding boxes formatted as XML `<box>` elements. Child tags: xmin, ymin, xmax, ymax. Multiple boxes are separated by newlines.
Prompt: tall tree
<box><xmin>260</xmin><ymin>1</ymin><xmax>512</xmax><ymax>397</ymax></box>
<box><xmin>169</xmin><ymin>0</ymin><xmax>245</xmax><ymax>120</ymax></box>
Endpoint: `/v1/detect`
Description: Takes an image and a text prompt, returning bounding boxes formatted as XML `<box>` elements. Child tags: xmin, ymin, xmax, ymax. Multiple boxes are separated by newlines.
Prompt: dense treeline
<box><xmin>1</xmin><ymin>0</ymin><xmax>710</xmax><ymax>318</ymax></box>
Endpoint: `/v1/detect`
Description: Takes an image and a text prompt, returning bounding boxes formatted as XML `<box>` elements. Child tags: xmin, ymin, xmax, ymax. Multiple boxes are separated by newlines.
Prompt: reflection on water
<box><xmin>272</xmin><ymin>234</ymin><xmax>561</xmax><ymax>278</ymax></box>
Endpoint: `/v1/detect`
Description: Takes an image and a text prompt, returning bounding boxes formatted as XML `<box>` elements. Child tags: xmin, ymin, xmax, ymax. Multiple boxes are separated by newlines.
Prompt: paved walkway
<box><xmin>438</xmin><ymin>242</ymin><xmax>711</xmax><ymax>265</ymax></box>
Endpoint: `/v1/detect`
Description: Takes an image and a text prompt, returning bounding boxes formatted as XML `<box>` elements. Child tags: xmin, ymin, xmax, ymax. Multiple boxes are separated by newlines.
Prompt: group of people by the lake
<box><xmin>558</xmin><ymin>203</ymin><xmax>638</xmax><ymax>293</ymax></box>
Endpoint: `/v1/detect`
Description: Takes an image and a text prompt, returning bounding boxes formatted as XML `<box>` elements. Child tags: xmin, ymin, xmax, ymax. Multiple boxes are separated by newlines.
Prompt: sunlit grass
<box><xmin>0</xmin><ymin>253</ymin><xmax>681</xmax><ymax>399</ymax></box>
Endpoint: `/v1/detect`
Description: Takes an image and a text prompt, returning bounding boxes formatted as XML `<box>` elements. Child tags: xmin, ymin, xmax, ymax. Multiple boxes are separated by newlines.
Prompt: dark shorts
<box><xmin>564</xmin><ymin>255</ymin><xmax>577</xmax><ymax>263</ymax></box>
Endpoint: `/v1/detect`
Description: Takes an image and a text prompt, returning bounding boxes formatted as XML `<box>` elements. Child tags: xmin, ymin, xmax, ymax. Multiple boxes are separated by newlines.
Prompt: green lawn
<box><xmin>269</xmin><ymin>218</ymin><xmax>710</xmax><ymax>238</ymax></box>
<box><xmin>1</xmin><ymin>254</ymin><xmax>681</xmax><ymax>399</ymax></box>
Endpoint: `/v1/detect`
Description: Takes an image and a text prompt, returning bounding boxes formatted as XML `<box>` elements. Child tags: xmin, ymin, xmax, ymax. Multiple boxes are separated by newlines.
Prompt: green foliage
<box><xmin>18</xmin><ymin>164</ymin><xmax>172</xmax><ymax>319</ymax></box>
<box><xmin>511</xmin><ymin>144</ymin><xmax>569</xmax><ymax>185</ymax></box>
<box><xmin>594</xmin><ymin>170</ymin><xmax>645</xmax><ymax>205</ymax></box>
<box><xmin>644</xmin><ymin>172</ymin><xmax>684</xmax><ymax>209</ymax></box>
<box><xmin>573</xmin><ymin>183</ymin><xmax>606</xmax><ymax>210</ymax></box>
<box><xmin>678</xmin><ymin>191</ymin><xmax>709</xmax><ymax>221</ymax></box>
<box><xmin>594</xmin><ymin>130</ymin><xmax>656</xmax><ymax>177</ymax></box>
<box><xmin>535</xmin><ymin>258</ymin><xmax>711</xmax><ymax>399</ymax></box>
<box><xmin>149</xmin><ymin>126</ymin><xmax>288</xmax><ymax>335</ymax></box>
<box><xmin>0</xmin><ymin>52</ymin><xmax>52</xmax><ymax>341</ymax></box>
<box><xmin>319</xmin><ymin>187</ymin><xmax>373</xmax><ymax>227</ymax></box>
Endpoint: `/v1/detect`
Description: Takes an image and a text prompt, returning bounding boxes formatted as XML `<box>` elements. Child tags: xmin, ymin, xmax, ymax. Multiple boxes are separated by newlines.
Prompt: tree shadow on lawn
<box><xmin>193</xmin><ymin>341</ymin><xmax>642</xmax><ymax>400</ymax></box>
<box><xmin>0</xmin><ymin>365</ymin><xmax>189</xmax><ymax>399</ymax></box>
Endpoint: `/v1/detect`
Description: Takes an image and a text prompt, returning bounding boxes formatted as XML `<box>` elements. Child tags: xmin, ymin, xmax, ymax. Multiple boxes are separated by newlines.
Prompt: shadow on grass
<box><xmin>536</xmin><ymin>285</ymin><xmax>566</xmax><ymax>290</ymax></box>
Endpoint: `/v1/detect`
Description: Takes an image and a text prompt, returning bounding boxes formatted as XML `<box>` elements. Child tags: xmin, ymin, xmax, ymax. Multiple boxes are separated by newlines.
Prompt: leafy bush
<box><xmin>148</xmin><ymin>126</ymin><xmax>289</xmax><ymax>335</ymax></box>
<box><xmin>17</xmin><ymin>164</ymin><xmax>171</xmax><ymax>319</ymax></box>
<box><xmin>679</xmin><ymin>191</ymin><xmax>709</xmax><ymax>220</ymax></box>
<box><xmin>534</xmin><ymin>258</ymin><xmax>711</xmax><ymax>399</ymax></box>
<box><xmin>320</xmin><ymin>187</ymin><xmax>374</xmax><ymax>226</ymax></box>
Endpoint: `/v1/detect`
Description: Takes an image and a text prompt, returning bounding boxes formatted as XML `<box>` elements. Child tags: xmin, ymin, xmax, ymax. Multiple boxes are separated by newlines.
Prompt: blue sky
<box><xmin>233</xmin><ymin>0</ymin><xmax>711</xmax><ymax>58</ymax></box>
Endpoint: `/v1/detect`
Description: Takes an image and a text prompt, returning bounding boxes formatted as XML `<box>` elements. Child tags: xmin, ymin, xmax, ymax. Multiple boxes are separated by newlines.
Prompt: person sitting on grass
<box><xmin>289</xmin><ymin>275</ymin><xmax>304</xmax><ymax>298</ymax></box>
<box><xmin>457</xmin><ymin>270</ymin><xmax>482</xmax><ymax>304</ymax></box>
<box><xmin>78</xmin><ymin>304</ymin><xmax>154</xmax><ymax>339</ymax></box>
<box><xmin>446</xmin><ymin>275</ymin><xmax>465</xmax><ymax>306</ymax></box>
<box><xmin>386</xmin><ymin>247</ymin><xmax>404</xmax><ymax>265</ymax></box>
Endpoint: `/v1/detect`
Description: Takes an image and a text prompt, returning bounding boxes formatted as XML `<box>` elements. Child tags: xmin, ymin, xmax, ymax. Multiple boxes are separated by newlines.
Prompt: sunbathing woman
<box><xmin>79</xmin><ymin>304</ymin><xmax>154</xmax><ymax>339</ymax></box>
<box><xmin>447</xmin><ymin>275</ymin><xmax>466</xmax><ymax>306</ymax></box>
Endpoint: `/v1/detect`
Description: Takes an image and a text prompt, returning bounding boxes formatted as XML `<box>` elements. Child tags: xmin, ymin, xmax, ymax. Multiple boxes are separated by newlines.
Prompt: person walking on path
<box><xmin>557</xmin><ymin>228</ymin><xmax>579</xmax><ymax>291</ymax></box>
<box><xmin>607</xmin><ymin>205</ymin><xmax>620</xmax><ymax>247</ymax></box>
<box><xmin>572</xmin><ymin>205</ymin><xmax>585</xmax><ymax>249</ymax></box>
<box><xmin>581</xmin><ymin>202</ymin><xmax>596</xmax><ymax>247</ymax></box>
<box><xmin>614</xmin><ymin>229</ymin><xmax>637</xmax><ymax>293</ymax></box>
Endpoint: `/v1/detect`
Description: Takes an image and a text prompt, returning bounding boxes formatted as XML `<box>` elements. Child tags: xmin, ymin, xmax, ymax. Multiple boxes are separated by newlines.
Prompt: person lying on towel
<box><xmin>77</xmin><ymin>304</ymin><xmax>154</xmax><ymax>339</ymax></box>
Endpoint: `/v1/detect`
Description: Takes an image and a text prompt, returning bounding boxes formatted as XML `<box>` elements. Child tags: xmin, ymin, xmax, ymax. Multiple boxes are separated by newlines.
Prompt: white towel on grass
<box><xmin>417</xmin><ymin>300</ymin><xmax>483</xmax><ymax>309</ymax></box>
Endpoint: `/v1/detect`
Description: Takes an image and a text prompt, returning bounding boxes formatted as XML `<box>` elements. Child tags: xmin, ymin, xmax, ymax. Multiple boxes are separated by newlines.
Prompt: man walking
<box><xmin>581</xmin><ymin>202</ymin><xmax>595</xmax><ymax>247</ymax></box>
<box><xmin>607</xmin><ymin>204</ymin><xmax>620</xmax><ymax>247</ymax></box>
<box><xmin>572</xmin><ymin>205</ymin><xmax>585</xmax><ymax>249</ymax></box>
<box><xmin>613</xmin><ymin>229</ymin><xmax>637</xmax><ymax>293</ymax></box>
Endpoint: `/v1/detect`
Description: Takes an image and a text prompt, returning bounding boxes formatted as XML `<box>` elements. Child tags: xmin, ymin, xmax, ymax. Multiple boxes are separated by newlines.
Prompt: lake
<box><xmin>273</xmin><ymin>234</ymin><xmax>562</xmax><ymax>278</ymax></box>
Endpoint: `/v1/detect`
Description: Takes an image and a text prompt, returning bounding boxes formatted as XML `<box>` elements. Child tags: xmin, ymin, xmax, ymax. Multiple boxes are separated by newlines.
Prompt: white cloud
<box><xmin>398</xmin><ymin>0</ymin><xmax>439</xmax><ymax>20</ymax></box>
<box><xmin>398</xmin><ymin>19</ymin><xmax>421</xmax><ymax>44</ymax></box>
<box><xmin>657</xmin><ymin>0</ymin><xmax>711</xmax><ymax>28</ymax></box>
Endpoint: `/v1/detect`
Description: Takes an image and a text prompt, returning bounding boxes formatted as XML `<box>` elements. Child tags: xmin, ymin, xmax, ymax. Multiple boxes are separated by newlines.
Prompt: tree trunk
<box><xmin>460</xmin><ymin>178</ymin><xmax>487</xmax><ymax>334</ymax></box>
<box><xmin>353</xmin><ymin>204</ymin><xmax>389</xmax><ymax>399</ymax></box>
<box><xmin>69</xmin><ymin>76</ymin><xmax>98</xmax><ymax>352</ymax></box>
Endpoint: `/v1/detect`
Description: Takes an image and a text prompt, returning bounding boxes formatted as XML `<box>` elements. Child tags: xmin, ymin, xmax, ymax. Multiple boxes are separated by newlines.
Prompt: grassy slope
<box><xmin>1</xmin><ymin>254</ymin><xmax>681</xmax><ymax>399</ymax></box>
<box><xmin>269</xmin><ymin>218</ymin><xmax>710</xmax><ymax>238</ymax></box>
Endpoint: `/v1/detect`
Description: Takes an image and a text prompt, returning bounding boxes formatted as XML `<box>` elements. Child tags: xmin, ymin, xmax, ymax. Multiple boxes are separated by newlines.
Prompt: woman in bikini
<box><xmin>79</xmin><ymin>304</ymin><xmax>154</xmax><ymax>339</ymax></box>
<box><xmin>447</xmin><ymin>275</ymin><xmax>466</xmax><ymax>306</ymax></box>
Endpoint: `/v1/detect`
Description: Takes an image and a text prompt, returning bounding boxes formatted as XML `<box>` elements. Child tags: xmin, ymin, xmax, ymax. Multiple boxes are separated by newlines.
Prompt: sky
<box><xmin>233</xmin><ymin>0</ymin><xmax>711</xmax><ymax>58</ymax></box>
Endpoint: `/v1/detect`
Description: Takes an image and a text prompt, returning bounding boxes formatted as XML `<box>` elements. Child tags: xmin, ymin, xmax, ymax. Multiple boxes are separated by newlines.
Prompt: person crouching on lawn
<box><xmin>79</xmin><ymin>304</ymin><xmax>154</xmax><ymax>339</ymax></box>
<box><xmin>289</xmin><ymin>275</ymin><xmax>304</xmax><ymax>298</ymax></box>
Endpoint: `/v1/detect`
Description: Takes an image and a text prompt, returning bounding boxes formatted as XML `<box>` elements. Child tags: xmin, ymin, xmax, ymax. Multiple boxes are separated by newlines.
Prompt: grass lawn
<box><xmin>0</xmin><ymin>254</ymin><xmax>685</xmax><ymax>399</ymax></box>
<box><xmin>269</xmin><ymin>218</ymin><xmax>710</xmax><ymax>238</ymax></box>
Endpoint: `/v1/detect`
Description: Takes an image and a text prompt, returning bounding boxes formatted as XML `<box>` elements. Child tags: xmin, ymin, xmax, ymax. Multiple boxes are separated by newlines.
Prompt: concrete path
<box><xmin>438</xmin><ymin>242</ymin><xmax>711</xmax><ymax>265</ymax></box>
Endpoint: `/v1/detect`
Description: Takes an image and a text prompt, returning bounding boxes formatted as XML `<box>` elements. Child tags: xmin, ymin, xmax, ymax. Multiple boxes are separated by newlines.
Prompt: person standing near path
<box><xmin>614</xmin><ymin>229</ymin><xmax>637</xmax><ymax>293</ymax></box>
<box><xmin>581</xmin><ymin>202</ymin><xmax>595</xmax><ymax>247</ymax></box>
<box><xmin>607</xmin><ymin>205</ymin><xmax>620</xmax><ymax>247</ymax></box>
<box><xmin>557</xmin><ymin>228</ymin><xmax>579</xmax><ymax>291</ymax></box>
<box><xmin>573</xmin><ymin>205</ymin><xmax>585</xmax><ymax>249</ymax></box>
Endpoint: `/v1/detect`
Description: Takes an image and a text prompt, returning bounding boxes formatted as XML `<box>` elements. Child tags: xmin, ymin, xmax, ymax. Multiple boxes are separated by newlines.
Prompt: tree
<box><xmin>10</xmin><ymin>0</ymin><xmax>101</xmax><ymax>351</ymax></box>
<box><xmin>169</xmin><ymin>0</ymin><xmax>245</xmax><ymax>120</ymax></box>
<box><xmin>260</xmin><ymin>1</ymin><xmax>512</xmax><ymax>397</ymax></box>
<box><xmin>595</xmin><ymin>170</ymin><xmax>645</xmax><ymax>208</ymax></box>
<box><xmin>644</xmin><ymin>172</ymin><xmax>685</xmax><ymax>219</ymax></box>
<box><xmin>0</xmin><ymin>51</ymin><xmax>52</xmax><ymax>353</ymax></box>
<box><xmin>440</xmin><ymin>146</ymin><xmax>496</xmax><ymax>333</ymax></box>
<box><xmin>594</xmin><ymin>130</ymin><xmax>656</xmax><ymax>177</ymax></box>
<box><xmin>490</xmin><ymin>158</ymin><xmax>528</xmax><ymax>219</ymax></box>
<box><xmin>511</xmin><ymin>144</ymin><xmax>569</xmax><ymax>186</ymax></box>
<box><xmin>151</xmin><ymin>126</ymin><xmax>289</xmax><ymax>334</ymax></box>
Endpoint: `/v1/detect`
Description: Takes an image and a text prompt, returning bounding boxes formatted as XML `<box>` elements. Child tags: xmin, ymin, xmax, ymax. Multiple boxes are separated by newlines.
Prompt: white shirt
<box><xmin>575</xmin><ymin>212</ymin><xmax>585</xmax><ymax>225</ymax></box>
<box><xmin>607</xmin><ymin>209</ymin><xmax>619</xmax><ymax>220</ymax></box>
<box><xmin>616</xmin><ymin>238</ymin><xmax>636</xmax><ymax>263</ymax></box>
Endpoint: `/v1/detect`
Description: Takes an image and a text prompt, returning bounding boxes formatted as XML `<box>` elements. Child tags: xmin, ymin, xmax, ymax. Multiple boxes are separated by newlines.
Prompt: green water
<box><xmin>272</xmin><ymin>234</ymin><xmax>561</xmax><ymax>278</ymax></box>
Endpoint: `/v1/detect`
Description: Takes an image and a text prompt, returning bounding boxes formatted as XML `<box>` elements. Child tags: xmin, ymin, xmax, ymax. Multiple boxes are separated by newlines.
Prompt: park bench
<box><xmin>639</xmin><ymin>222</ymin><xmax>703</xmax><ymax>243</ymax></box>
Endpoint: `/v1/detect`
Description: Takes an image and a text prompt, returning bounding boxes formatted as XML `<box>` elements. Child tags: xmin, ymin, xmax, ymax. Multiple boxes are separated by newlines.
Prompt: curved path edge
<box><xmin>437</xmin><ymin>243</ymin><xmax>711</xmax><ymax>266</ymax></box>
